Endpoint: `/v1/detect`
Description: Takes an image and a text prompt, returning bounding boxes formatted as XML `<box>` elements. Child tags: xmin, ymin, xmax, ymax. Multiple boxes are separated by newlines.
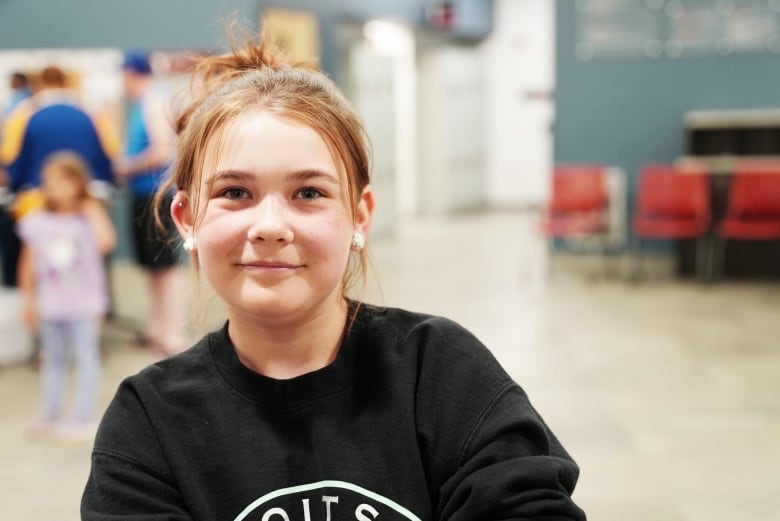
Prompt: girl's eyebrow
<box><xmin>205</xmin><ymin>170</ymin><xmax>253</xmax><ymax>186</ymax></box>
<box><xmin>206</xmin><ymin>169</ymin><xmax>340</xmax><ymax>186</ymax></box>
<box><xmin>286</xmin><ymin>169</ymin><xmax>340</xmax><ymax>186</ymax></box>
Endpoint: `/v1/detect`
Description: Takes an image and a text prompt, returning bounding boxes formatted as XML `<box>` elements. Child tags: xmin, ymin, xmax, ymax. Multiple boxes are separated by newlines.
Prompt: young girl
<box><xmin>82</xmin><ymin>36</ymin><xmax>585</xmax><ymax>519</ymax></box>
<box><xmin>17</xmin><ymin>151</ymin><xmax>116</xmax><ymax>439</ymax></box>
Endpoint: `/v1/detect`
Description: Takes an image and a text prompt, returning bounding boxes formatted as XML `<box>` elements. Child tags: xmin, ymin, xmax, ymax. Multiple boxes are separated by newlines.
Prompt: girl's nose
<box><xmin>246</xmin><ymin>196</ymin><xmax>294</xmax><ymax>243</ymax></box>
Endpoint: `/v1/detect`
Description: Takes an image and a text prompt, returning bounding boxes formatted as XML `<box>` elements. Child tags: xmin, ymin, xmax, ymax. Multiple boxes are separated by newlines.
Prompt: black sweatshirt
<box><xmin>82</xmin><ymin>304</ymin><xmax>586</xmax><ymax>520</ymax></box>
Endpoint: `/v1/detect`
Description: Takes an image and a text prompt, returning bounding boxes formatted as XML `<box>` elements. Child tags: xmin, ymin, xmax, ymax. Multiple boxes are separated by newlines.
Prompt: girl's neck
<box><xmin>227</xmin><ymin>297</ymin><xmax>349</xmax><ymax>380</ymax></box>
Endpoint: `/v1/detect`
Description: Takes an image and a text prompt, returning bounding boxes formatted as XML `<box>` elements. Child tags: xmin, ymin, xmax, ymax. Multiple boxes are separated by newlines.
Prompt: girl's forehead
<box><xmin>198</xmin><ymin>112</ymin><xmax>349</xmax><ymax>187</ymax></box>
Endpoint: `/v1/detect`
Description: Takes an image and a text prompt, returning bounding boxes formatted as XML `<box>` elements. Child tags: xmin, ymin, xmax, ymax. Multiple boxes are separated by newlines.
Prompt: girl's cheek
<box><xmin>197</xmin><ymin>206</ymin><xmax>230</xmax><ymax>229</ymax></box>
<box><xmin>198</xmin><ymin>230</ymin><xmax>231</xmax><ymax>253</ymax></box>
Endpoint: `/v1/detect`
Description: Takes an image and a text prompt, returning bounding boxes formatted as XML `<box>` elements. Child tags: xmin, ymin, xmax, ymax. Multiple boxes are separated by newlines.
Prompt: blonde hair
<box><xmin>41</xmin><ymin>151</ymin><xmax>92</xmax><ymax>210</ymax></box>
<box><xmin>154</xmin><ymin>29</ymin><xmax>372</xmax><ymax>298</ymax></box>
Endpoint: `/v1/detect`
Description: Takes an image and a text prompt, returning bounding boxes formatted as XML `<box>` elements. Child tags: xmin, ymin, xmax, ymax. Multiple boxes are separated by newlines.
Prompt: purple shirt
<box><xmin>16</xmin><ymin>210</ymin><xmax>108</xmax><ymax>320</ymax></box>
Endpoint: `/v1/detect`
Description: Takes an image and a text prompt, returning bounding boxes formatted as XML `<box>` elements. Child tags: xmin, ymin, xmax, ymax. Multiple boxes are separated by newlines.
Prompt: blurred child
<box><xmin>17</xmin><ymin>151</ymin><xmax>116</xmax><ymax>441</ymax></box>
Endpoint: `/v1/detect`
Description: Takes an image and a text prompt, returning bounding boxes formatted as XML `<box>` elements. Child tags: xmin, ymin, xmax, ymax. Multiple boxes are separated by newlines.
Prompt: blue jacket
<box><xmin>0</xmin><ymin>92</ymin><xmax>118</xmax><ymax>192</ymax></box>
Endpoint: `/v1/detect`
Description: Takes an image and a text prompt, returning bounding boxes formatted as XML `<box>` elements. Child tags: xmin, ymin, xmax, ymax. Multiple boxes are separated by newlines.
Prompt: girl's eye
<box><xmin>220</xmin><ymin>187</ymin><xmax>249</xmax><ymax>199</ymax></box>
<box><xmin>295</xmin><ymin>187</ymin><xmax>324</xmax><ymax>200</ymax></box>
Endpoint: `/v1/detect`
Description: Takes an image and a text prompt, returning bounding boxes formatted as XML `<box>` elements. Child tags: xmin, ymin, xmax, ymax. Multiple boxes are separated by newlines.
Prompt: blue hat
<box><xmin>122</xmin><ymin>51</ymin><xmax>152</xmax><ymax>75</ymax></box>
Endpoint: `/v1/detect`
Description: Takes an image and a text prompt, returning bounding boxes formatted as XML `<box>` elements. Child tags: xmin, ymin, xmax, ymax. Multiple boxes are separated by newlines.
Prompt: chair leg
<box><xmin>709</xmin><ymin>235</ymin><xmax>727</xmax><ymax>282</ymax></box>
<box><xmin>603</xmin><ymin>238</ymin><xmax>622</xmax><ymax>280</ymax></box>
<box><xmin>631</xmin><ymin>236</ymin><xmax>645</xmax><ymax>284</ymax></box>
<box><xmin>694</xmin><ymin>235</ymin><xmax>710</xmax><ymax>283</ymax></box>
<box><xmin>600</xmin><ymin>235</ymin><xmax>611</xmax><ymax>280</ymax></box>
<box><xmin>545</xmin><ymin>236</ymin><xmax>556</xmax><ymax>282</ymax></box>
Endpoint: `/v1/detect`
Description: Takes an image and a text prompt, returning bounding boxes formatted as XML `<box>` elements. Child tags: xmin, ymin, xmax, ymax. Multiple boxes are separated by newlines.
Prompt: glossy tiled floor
<box><xmin>1</xmin><ymin>210</ymin><xmax>779</xmax><ymax>520</ymax></box>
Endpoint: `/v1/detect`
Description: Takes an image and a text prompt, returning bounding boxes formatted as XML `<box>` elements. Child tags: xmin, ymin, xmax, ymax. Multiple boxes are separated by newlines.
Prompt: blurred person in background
<box><xmin>0</xmin><ymin>65</ymin><xmax>118</xmax><ymax>287</ymax></box>
<box><xmin>4</xmin><ymin>71</ymin><xmax>31</xmax><ymax>117</ymax></box>
<box><xmin>17</xmin><ymin>151</ymin><xmax>116</xmax><ymax>441</ymax></box>
<box><xmin>115</xmin><ymin>51</ymin><xmax>188</xmax><ymax>355</ymax></box>
<box><xmin>1</xmin><ymin>71</ymin><xmax>32</xmax><ymax>287</ymax></box>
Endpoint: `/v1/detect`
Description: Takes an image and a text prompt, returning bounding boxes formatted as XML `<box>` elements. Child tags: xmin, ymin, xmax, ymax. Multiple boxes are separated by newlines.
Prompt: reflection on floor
<box><xmin>1</xmin><ymin>210</ymin><xmax>778</xmax><ymax>521</ymax></box>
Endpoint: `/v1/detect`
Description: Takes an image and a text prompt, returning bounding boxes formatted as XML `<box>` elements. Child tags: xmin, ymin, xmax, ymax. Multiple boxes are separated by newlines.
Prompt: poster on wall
<box><xmin>575</xmin><ymin>0</ymin><xmax>665</xmax><ymax>59</ymax></box>
<box><xmin>724</xmin><ymin>0</ymin><xmax>780</xmax><ymax>52</ymax></box>
<box><xmin>261</xmin><ymin>7</ymin><xmax>321</xmax><ymax>65</ymax></box>
<box><xmin>0</xmin><ymin>48</ymin><xmax>206</xmax><ymax>131</ymax></box>
<box><xmin>576</xmin><ymin>0</ymin><xmax>780</xmax><ymax>59</ymax></box>
<box><xmin>0</xmin><ymin>49</ymin><xmax>124</xmax><ymax>117</ymax></box>
<box><xmin>666</xmin><ymin>1</ymin><xmax>722</xmax><ymax>55</ymax></box>
<box><xmin>667</xmin><ymin>0</ymin><xmax>780</xmax><ymax>55</ymax></box>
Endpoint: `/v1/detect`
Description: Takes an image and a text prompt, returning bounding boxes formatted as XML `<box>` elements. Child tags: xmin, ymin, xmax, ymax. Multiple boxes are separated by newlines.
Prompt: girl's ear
<box><xmin>354</xmin><ymin>185</ymin><xmax>375</xmax><ymax>237</ymax></box>
<box><xmin>171</xmin><ymin>191</ymin><xmax>194</xmax><ymax>240</ymax></box>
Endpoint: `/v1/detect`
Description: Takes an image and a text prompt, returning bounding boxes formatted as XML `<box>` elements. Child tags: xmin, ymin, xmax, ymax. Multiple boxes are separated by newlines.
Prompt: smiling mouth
<box><xmin>237</xmin><ymin>261</ymin><xmax>302</xmax><ymax>270</ymax></box>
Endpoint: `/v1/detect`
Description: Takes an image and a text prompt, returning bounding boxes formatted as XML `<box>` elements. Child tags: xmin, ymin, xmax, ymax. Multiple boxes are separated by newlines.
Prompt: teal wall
<box><xmin>0</xmin><ymin>1</ymin><xmax>492</xmax><ymax>77</ymax></box>
<box><xmin>0</xmin><ymin>0</ymin><xmax>257</xmax><ymax>50</ymax></box>
<box><xmin>555</xmin><ymin>0</ymin><xmax>780</xmax><ymax>244</ymax></box>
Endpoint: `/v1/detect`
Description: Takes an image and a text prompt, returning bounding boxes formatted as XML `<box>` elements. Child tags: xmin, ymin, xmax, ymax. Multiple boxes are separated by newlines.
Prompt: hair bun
<box><xmin>173</xmin><ymin>26</ymin><xmax>302</xmax><ymax>135</ymax></box>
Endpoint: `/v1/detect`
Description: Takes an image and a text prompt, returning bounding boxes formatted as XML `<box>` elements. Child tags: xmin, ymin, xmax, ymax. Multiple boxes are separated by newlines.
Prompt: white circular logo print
<box><xmin>233</xmin><ymin>480</ymin><xmax>421</xmax><ymax>521</ymax></box>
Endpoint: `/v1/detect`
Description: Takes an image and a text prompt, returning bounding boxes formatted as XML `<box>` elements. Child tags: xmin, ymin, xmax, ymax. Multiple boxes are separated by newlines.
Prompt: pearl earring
<box><xmin>351</xmin><ymin>232</ymin><xmax>365</xmax><ymax>252</ymax></box>
<box><xmin>182</xmin><ymin>236</ymin><xmax>196</xmax><ymax>253</ymax></box>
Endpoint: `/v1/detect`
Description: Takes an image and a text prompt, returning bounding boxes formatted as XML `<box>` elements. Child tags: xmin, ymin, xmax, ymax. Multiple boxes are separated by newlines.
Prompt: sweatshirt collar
<box><xmin>208</xmin><ymin>302</ymin><xmax>370</xmax><ymax>410</ymax></box>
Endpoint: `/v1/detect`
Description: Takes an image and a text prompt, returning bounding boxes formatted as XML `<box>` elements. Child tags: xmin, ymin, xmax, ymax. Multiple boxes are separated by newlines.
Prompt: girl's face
<box><xmin>173</xmin><ymin>111</ymin><xmax>373</xmax><ymax>326</ymax></box>
<box><xmin>42</xmin><ymin>169</ymin><xmax>81</xmax><ymax>212</ymax></box>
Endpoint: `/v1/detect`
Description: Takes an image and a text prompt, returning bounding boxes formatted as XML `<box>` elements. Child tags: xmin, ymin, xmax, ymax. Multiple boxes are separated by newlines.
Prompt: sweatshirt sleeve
<box><xmin>410</xmin><ymin>316</ymin><xmax>585</xmax><ymax>520</ymax></box>
<box><xmin>81</xmin><ymin>379</ymin><xmax>193</xmax><ymax>521</ymax></box>
<box><xmin>437</xmin><ymin>384</ymin><xmax>586</xmax><ymax>520</ymax></box>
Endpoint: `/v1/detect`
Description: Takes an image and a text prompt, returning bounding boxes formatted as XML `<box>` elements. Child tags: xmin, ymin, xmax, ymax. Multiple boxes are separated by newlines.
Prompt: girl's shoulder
<box><xmin>355</xmin><ymin>303</ymin><xmax>500</xmax><ymax>368</ymax></box>
<box><xmin>357</xmin><ymin>303</ymin><xmax>479</xmax><ymax>342</ymax></box>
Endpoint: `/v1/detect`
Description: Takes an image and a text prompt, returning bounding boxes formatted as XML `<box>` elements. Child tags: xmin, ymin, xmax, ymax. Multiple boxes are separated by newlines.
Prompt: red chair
<box><xmin>540</xmin><ymin>164</ymin><xmax>609</xmax><ymax>239</ymax></box>
<box><xmin>632</xmin><ymin>163</ymin><xmax>711</xmax><ymax>280</ymax></box>
<box><xmin>539</xmin><ymin>164</ymin><xmax>613</xmax><ymax>278</ymax></box>
<box><xmin>713</xmin><ymin>164</ymin><xmax>780</xmax><ymax>278</ymax></box>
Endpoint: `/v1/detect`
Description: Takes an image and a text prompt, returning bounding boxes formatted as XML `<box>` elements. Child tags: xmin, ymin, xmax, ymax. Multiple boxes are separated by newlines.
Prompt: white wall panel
<box><xmin>417</xmin><ymin>46</ymin><xmax>486</xmax><ymax>216</ymax></box>
<box><xmin>347</xmin><ymin>43</ymin><xmax>397</xmax><ymax>238</ymax></box>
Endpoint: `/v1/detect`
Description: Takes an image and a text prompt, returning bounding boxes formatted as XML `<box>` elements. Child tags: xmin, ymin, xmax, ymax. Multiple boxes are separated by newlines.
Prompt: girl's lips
<box><xmin>237</xmin><ymin>260</ymin><xmax>302</xmax><ymax>269</ymax></box>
